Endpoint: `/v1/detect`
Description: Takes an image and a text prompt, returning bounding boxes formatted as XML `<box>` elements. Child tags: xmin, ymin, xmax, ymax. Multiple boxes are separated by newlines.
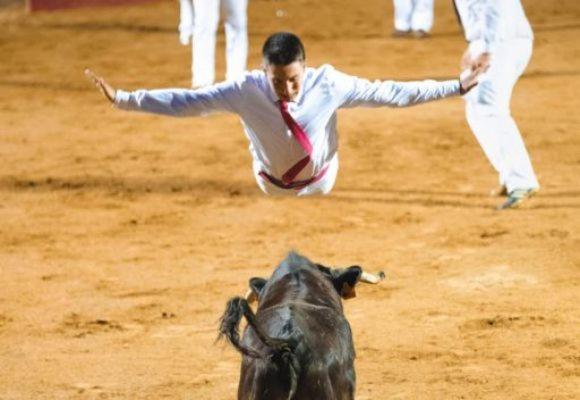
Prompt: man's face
<box><xmin>264</xmin><ymin>60</ymin><xmax>305</xmax><ymax>102</ymax></box>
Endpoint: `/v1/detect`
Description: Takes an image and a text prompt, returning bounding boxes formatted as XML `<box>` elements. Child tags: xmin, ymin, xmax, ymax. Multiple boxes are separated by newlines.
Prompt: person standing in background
<box><xmin>454</xmin><ymin>0</ymin><xmax>539</xmax><ymax>209</ymax></box>
<box><xmin>178</xmin><ymin>0</ymin><xmax>195</xmax><ymax>46</ymax></box>
<box><xmin>392</xmin><ymin>0</ymin><xmax>434</xmax><ymax>38</ymax></box>
<box><xmin>178</xmin><ymin>0</ymin><xmax>248</xmax><ymax>88</ymax></box>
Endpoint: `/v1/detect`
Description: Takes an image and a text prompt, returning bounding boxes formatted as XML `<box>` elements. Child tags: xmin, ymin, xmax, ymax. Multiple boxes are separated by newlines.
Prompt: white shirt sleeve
<box><xmin>114</xmin><ymin>79</ymin><xmax>243</xmax><ymax>117</ymax></box>
<box><xmin>331</xmin><ymin>68</ymin><xmax>461</xmax><ymax>109</ymax></box>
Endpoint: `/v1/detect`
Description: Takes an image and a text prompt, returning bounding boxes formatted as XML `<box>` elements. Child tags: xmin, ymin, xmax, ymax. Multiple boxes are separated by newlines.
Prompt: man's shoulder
<box><xmin>235</xmin><ymin>69</ymin><xmax>268</xmax><ymax>91</ymax></box>
<box><xmin>306</xmin><ymin>64</ymin><xmax>344</xmax><ymax>85</ymax></box>
<box><xmin>308</xmin><ymin>64</ymin><xmax>338</xmax><ymax>77</ymax></box>
<box><xmin>241</xmin><ymin>69</ymin><xmax>266</xmax><ymax>83</ymax></box>
<box><xmin>306</xmin><ymin>64</ymin><xmax>354</xmax><ymax>89</ymax></box>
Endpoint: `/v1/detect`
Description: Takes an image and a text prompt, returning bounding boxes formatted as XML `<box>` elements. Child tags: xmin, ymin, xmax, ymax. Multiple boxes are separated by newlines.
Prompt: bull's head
<box><xmin>245</xmin><ymin>259</ymin><xmax>385</xmax><ymax>304</ymax></box>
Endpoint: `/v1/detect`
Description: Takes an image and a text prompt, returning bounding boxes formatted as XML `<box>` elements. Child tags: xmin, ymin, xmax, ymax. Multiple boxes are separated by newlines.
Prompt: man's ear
<box><xmin>249</xmin><ymin>277</ymin><xmax>267</xmax><ymax>299</ymax></box>
<box><xmin>332</xmin><ymin>266</ymin><xmax>362</xmax><ymax>300</ymax></box>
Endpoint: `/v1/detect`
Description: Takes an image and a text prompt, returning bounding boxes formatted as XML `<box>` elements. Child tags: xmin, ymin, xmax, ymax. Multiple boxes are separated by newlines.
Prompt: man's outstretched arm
<box><xmin>84</xmin><ymin>69</ymin><xmax>242</xmax><ymax>117</ymax></box>
<box><xmin>336</xmin><ymin>62</ymin><xmax>488</xmax><ymax>109</ymax></box>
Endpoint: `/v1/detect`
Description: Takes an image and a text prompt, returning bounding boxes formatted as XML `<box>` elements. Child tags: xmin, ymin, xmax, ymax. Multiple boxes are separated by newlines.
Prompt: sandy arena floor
<box><xmin>0</xmin><ymin>0</ymin><xmax>579</xmax><ymax>398</ymax></box>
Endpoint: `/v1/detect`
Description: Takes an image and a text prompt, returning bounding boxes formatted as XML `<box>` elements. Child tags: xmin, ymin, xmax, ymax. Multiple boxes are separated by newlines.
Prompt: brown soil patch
<box><xmin>1</xmin><ymin>0</ymin><xmax>579</xmax><ymax>398</ymax></box>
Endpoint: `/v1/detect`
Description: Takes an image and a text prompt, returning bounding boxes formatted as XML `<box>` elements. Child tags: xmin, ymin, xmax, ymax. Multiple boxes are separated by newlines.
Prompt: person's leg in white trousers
<box><xmin>393</xmin><ymin>0</ymin><xmax>413</xmax><ymax>32</ymax></box>
<box><xmin>393</xmin><ymin>0</ymin><xmax>433</xmax><ymax>33</ymax></box>
<box><xmin>192</xmin><ymin>0</ymin><xmax>220</xmax><ymax>87</ymax></box>
<box><xmin>410</xmin><ymin>0</ymin><xmax>433</xmax><ymax>33</ymax></box>
<box><xmin>178</xmin><ymin>0</ymin><xmax>195</xmax><ymax>46</ymax></box>
<box><xmin>464</xmin><ymin>39</ymin><xmax>539</xmax><ymax>195</ymax></box>
<box><xmin>221</xmin><ymin>0</ymin><xmax>248</xmax><ymax>81</ymax></box>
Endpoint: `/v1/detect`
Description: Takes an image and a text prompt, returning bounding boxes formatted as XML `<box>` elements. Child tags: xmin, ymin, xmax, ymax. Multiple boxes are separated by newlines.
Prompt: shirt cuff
<box><xmin>114</xmin><ymin>90</ymin><xmax>132</xmax><ymax>109</ymax></box>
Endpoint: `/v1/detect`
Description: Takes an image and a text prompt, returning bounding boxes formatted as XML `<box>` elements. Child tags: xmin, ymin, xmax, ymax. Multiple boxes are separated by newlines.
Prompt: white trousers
<box><xmin>464</xmin><ymin>39</ymin><xmax>539</xmax><ymax>192</ymax></box>
<box><xmin>189</xmin><ymin>0</ymin><xmax>248</xmax><ymax>87</ymax></box>
<box><xmin>178</xmin><ymin>0</ymin><xmax>195</xmax><ymax>44</ymax></box>
<box><xmin>393</xmin><ymin>0</ymin><xmax>434</xmax><ymax>32</ymax></box>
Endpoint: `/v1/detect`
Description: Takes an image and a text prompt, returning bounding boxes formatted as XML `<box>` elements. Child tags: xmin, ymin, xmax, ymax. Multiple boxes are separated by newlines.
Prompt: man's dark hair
<box><xmin>262</xmin><ymin>32</ymin><xmax>306</xmax><ymax>66</ymax></box>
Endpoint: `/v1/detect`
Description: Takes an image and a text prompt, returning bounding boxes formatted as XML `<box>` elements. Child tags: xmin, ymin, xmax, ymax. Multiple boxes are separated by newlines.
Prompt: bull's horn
<box><xmin>244</xmin><ymin>288</ymin><xmax>257</xmax><ymax>304</ymax></box>
<box><xmin>360</xmin><ymin>271</ymin><xmax>386</xmax><ymax>284</ymax></box>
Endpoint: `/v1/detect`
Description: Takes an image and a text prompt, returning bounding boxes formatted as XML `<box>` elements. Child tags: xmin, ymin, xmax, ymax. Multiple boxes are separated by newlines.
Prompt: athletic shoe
<box><xmin>412</xmin><ymin>29</ymin><xmax>430</xmax><ymax>38</ymax></box>
<box><xmin>392</xmin><ymin>29</ymin><xmax>411</xmax><ymax>38</ymax></box>
<box><xmin>497</xmin><ymin>188</ymin><xmax>538</xmax><ymax>210</ymax></box>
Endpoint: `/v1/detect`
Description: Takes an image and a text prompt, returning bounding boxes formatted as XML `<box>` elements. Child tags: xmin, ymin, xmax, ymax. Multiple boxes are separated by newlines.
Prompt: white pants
<box><xmin>464</xmin><ymin>39</ymin><xmax>539</xmax><ymax>192</ymax></box>
<box><xmin>190</xmin><ymin>0</ymin><xmax>248</xmax><ymax>87</ymax></box>
<box><xmin>178</xmin><ymin>0</ymin><xmax>195</xmax><ymax>44</ymax></box>
<box><xmin>393</xmin><ymin>0</ymin><xmax>434</xmax><ymax>32</ymax></box>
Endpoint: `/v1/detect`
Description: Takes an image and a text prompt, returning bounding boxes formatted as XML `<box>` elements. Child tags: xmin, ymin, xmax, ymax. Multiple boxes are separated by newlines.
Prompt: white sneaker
<box><xmin>412</xmin><ymin>29</ymin><xmax>430</xmax><ymax>39</ymax></box>
<box><xmin>497</xmin><ymin>188</ymin><xmax>539</xmax><ymax>210</ymax></box>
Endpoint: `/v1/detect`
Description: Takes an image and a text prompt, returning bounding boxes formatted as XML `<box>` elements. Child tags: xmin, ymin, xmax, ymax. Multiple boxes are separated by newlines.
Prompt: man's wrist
<box><xmin>107</xmin><ymin>89</ymin><xmax>117</xmax><ymax>103</ymax></box>
<box><xmin>459</xmin><ymin>79</ymin><xmax>467</xmax><ymax>95</ymax></box>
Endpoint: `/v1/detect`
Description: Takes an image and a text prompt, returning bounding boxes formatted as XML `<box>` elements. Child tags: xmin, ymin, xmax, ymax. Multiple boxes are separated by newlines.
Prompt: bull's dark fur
<box><xmin>218</xmin><ymin>252</ymin><xmax>361</xmax><ymax>400</ymax></box>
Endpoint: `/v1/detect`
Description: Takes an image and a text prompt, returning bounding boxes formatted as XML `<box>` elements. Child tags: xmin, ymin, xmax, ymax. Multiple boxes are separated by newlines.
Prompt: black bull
<box><xmin>218</xmin><ymin>252</ymin><xmax>382</xmax><ymax>400</ymax></box>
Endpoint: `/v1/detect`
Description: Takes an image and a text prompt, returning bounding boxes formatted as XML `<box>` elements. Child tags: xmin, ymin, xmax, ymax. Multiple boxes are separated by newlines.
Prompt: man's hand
<box><xmin>85</xmin><ymin>69</ymin><xmax>116</xmax><ymax>103</ymax></box>
<box><xmin>459</xmin><ymin>52</ymin><xmax>490</xmax><ymax>94</ymax></box>
<box><xmin>460</xmin><ymin>49</ymin><xmax>472</xmax><ymax>70</ymax></box>
<box><xmin>472</xmin><ymin>52</ymin><xmax>490</xmax><ymax>70</ymax></box>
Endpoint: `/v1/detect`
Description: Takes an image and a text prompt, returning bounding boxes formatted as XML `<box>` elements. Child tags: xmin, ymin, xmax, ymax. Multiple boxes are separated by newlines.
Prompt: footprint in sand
<box><xmin>151</xmin><ymin>324</ymin><xmax>214</xmax><ymax>338</ymax></box>
<box><xmin>460</xmin><ymin>315</ymin><xmax>549</xmax><ymax>331</ymax></box>
<box><xmin>441</xmin><ymin>265</ymin><xmax>538</xmax><ymax>291</ymax></box>
<box><xmin>57</xmin><ymin>313</ymin><xmax>124</xmax><ymax>338</ymax></box>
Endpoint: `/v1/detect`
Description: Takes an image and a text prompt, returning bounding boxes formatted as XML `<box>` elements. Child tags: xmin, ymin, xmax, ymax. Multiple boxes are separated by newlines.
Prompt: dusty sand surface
<box><xmin>1</xmin><ymin>0</ymin><xmax>579</xmax><ymax>398</ymax></box>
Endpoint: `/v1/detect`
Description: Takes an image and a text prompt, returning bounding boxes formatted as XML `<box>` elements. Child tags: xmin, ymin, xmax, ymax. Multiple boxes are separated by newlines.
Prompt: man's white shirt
<box><xmin>454</xmin><ymin>0</ymin><xmax>533</xmax><ymax>56</ymax></box>
<box><xmin>115</xmin><ymin>65</ymin><xmax>460</xmax><ymax>195</ymax></box>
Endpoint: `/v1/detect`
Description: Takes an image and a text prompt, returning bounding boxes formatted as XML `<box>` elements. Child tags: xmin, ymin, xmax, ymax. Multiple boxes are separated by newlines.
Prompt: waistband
<box><xmin>259</xmin><ymin>164</ymin><xmax>329</xmax><ymax>191</ymax></box>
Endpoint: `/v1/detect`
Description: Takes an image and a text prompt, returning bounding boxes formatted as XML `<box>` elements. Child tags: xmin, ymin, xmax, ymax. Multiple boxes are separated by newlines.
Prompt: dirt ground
<box><xmin>0</xmin><ymin>0</ymin><xmax>579</xmax><ymax>398</ymax></box>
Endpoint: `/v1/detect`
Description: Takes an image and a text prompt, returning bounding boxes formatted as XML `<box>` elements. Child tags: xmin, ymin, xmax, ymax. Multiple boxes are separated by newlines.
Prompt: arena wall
<box><xmin>27</xmin><ymin>0</ymin><xmax>160</xmax><ymax>12</ymax></box>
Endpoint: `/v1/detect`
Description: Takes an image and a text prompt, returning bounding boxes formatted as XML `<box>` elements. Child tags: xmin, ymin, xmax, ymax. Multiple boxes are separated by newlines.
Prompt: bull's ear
<box><xmin>315</xmin><ymin>263</ymin><xmax>333</xmax><ymax>278</ymax></box>
<box><xmin>249</xmin><ymin>277</ymin><xmax>267</xmax><ymax>299</ymax></box>
<box><xmin>333</xmin><ymin>266</ymin><xmax>362</xmax><ymax>300</ymax></box>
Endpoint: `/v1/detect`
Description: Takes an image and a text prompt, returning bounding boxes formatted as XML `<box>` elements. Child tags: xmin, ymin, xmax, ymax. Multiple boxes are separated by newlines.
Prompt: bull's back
<box><xmin>239</xmin><ymin>304</ymin><xmax>355</xmax><ymax>400</ymax></box>
<box><xmin>292</xmin><ymin>305</ymin><xmax>356</xmax><ymax>399</ymax></box>
<box><xmin>292</xmin><ymin>305</ymin><xmax>354</xmax><ymax>360</ymax></box>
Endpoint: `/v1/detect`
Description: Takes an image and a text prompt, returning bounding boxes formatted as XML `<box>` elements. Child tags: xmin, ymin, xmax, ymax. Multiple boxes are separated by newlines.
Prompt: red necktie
<box><xmin>279</xmin><ymin>100</ymin><xmax>313</xmax><ymax>184</ymax></box>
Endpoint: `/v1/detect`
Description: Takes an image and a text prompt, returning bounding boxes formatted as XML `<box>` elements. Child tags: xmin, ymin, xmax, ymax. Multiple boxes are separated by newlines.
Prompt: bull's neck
<box><xmin>260</xmin><ymin>273</ymin><xmax>343</xmax><ymax>312</ymax></box>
